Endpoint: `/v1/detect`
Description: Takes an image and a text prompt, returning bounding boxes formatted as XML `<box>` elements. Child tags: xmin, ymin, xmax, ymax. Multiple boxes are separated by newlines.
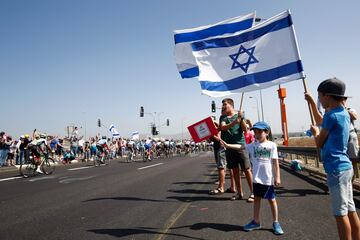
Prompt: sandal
<box><xmin>247</xmin><ymin>193</ymin><xmax>255</xmax><ymax>203</ymax></box>
<box><xmin>209</xmin><ymin>187</ymin><xmax>224</xmax><ymax>195</ymax></box>
<box><xmin>225</xmin><ymin>188</ymin><xmax>236</xmax><ymax>193</ymax></box>
<box><xmin>230</xmin><ymin>193</ymin><xmax>244</xmax><ymax>201</ymax></box>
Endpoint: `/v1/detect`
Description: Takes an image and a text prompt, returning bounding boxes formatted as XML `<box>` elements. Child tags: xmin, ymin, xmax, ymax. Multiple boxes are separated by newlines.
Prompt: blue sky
<box><xmin>1</xmin><ymin>0</ymin><xmax>359</xmax><ymax>138</ymax></box>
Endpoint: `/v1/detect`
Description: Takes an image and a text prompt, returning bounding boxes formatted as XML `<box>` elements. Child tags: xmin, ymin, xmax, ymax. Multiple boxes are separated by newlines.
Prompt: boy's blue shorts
<box><xmin>253</xmin><ymin>183</ymin><xmax>276</xmax><ymax>200</ymax></box>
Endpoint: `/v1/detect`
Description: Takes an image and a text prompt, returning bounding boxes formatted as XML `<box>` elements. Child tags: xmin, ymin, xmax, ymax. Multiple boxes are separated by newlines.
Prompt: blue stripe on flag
<box><xmin>200</xmin><ymin>60</ymin><xmax>303</xmax><ymax>92</ymax></box>
<box><xmin>180</xmin><ymin>67</ymin><xmax>200</xmax><ymax>78</ymax></box>
<box><xmin>192</xmin><ymin>15</ymin><xmax>292</xmax><ymax>51</ymax></box>
<box><xmin>174</xmin><ymin>18</ymin><xmax>253</xmax><ymax>44</ymax></box>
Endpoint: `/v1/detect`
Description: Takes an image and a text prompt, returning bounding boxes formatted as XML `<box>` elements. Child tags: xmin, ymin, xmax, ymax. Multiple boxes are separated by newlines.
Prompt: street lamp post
<box><xmin>249</xmin><ymin>96</ymin><xmax>260</xmax><ymax>122</ymax></box>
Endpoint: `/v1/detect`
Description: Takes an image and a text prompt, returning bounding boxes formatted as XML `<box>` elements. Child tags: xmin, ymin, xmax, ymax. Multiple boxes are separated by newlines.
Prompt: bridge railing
<box><xmin>278</xmin><ymin>146</ymin><xmax>327</xmax><ymax>180</ymax></box>
<box><xmin>277</xmin><ymin>146</ymin><xmax>320</xmax><ymax>166</ymax></box>
<box><xmin>277</xmin><ymin>146</ymin><xmax>360</xmax><ymax>180</ymax></box>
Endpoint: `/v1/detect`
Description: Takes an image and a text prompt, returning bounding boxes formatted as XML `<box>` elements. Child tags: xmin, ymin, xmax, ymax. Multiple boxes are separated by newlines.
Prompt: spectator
<box><xmin>78</xmin><ymin>137</ymin><xmax>85</xmax><ymax>161</ymax></box>
<box><xmin>7</xmin><ymin>137</ymin><xmax>16</xmax><ymax>166</ymax></box>
<box><xmin>219</xmin><ymin>98</ymin><xmax>254</xmax><ymax>202</ymax></box>
<box><xmin>84</xmin><ymin>140</ymin><xmax>90</xmax><ymax>162</ymax></box>
<box><xmin>309</xmin><ymin>78</ymin><xmax>360</xmax><ymax>239</ymax></box>
<box><xmin>1</xmin><ymin>134</ymin><xmax>11</xmax><ymax>167</ymax></box>
<box><xmin>244</xmin><ymin>120</ymin><xmax>255</xmax><ymax>144</ymax></box>
<box><xmin>346</xmin><ymin>107</ymin><xmax>359</xmax><ymax>181</ymax></box>
<box><xmin>70</xmin><ymin>136</ymin><xmax>78</xmax><ymax>158</ymax></box>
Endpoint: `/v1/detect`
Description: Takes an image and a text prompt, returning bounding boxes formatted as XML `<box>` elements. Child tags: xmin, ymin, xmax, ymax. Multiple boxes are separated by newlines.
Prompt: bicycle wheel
<box><xmin>104</xmin><ymin>155</ymin><xmax>110</xmax><ymax>165</ymax></box>
<box><xmin>20</xmin><ymin>161</ymin><xmax>36</xmax><ymax>178</ymax></box>
<box><xmin>41</xmin><ymin>157</ymin><xmax>55</xmax><ymax>175</ymax></box>
<box><xmin>94</xmin><ymin>155</ymin><xmax>100</xmax><ymax>167</ymax></box>
<box><xmin>143</xmin><ymin>153</ymin><xmax>147</xmax><ymax>162</ymax></box>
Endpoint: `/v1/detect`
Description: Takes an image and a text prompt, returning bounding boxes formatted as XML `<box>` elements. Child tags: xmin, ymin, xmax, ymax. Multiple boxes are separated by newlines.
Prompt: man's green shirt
<box><xmin>220</xmin><ymin>114</ymin><xmax>246</xmax><ymax>145</ymax></box>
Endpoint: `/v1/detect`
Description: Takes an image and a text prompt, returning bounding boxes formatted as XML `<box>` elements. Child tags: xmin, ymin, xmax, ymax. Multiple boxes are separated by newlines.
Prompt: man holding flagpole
<box><xmin>220</xmin><ymin>98</ymin><xmax>254</xmax><ymax>202</ymax></box>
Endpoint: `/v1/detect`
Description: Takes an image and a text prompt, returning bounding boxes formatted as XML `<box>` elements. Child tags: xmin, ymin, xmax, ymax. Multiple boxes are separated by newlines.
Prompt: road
<box><xmin>1</xmin><ymin>152</ymin><xmax>359</xmax><ymax>239</ymax></box>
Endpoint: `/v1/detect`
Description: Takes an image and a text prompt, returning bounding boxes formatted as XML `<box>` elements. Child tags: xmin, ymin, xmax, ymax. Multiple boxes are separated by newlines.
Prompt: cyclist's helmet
<box><xmin>39</xmin><ymin>133</ymin><xmax>47</xmax><ymax>139</ymax></box>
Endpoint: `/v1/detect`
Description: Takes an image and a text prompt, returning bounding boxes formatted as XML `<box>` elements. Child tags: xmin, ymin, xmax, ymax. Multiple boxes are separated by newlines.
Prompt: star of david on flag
<box><xmin>190</xmin><ymin>10</ymin><xmax>305</xmax><ymax>97</ymax></box>
<box><xmin>229</xmin><ymin>45</ymin><xmax>259</xmax><ymax>72</ymax></box>
<box><xmin>174</xmin><ymin>13</ymin><xmax>255</xmax><ymax>79</ymax></box>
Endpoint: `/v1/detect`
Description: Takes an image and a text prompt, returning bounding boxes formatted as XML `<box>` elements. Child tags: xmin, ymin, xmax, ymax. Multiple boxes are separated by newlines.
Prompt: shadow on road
<box><xmin>276</xmin><ymin>187</ymin><xmax>326</xmax><ymax>197</ymax></box>
<box><xmin>280</xmin><ymin>163</ymin><xmax>360</xmax><ymax>209</ymax></box>
<box><xmin>172</xmin><ymin>222</ymin><xmax>243</xmax><ymax>232</ymax></box>
<box><xmin>83</xmin><ymin>196</ymin><xmax>169</xmax><ymax>203</ymax></box>
<box><xmin>172</xmin><ymin>222</ymin><xmax>273</xmax><ymax>233</ymax></box>
<box><xmin>167</xmin><ymin>196</ymin><xmax>229</xmax><ymax>202</ymax></box>
<box><xmin>280</xmin><ymin>164</ymin><xmax>328</xmax><ymax>193</ymax></box>
<box><xmin>87</xmin><ymin>228</ymin><xmax>205</xmax><ymax>240</ymax></box>
<box><xmin>168</xmin><ymin>189</ymin><xmax>211</xmax><ymax>195</ymax></box>
<box><xmin>172</xmin><ymin>181</ymin><xmax>214</xmax><ymax>185</ymax></box>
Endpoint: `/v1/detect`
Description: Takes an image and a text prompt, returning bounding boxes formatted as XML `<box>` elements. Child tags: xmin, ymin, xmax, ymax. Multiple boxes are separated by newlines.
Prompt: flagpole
<box><xmin>302</xmin><ymin>76</ymin><xmax>321</xmax><ymax>167</ymax></box>
<box><xmin>239</xmin><ymin>92</ymin><xmax>245</xmax><ymax>112</ymax></box>
<box><xmin>302</xmin><ymin>77</ymin><xmax>315</xmax><ymax>125</ymax></box>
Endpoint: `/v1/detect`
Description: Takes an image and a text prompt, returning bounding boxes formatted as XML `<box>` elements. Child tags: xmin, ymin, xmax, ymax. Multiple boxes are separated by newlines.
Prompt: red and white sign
<box><xmin>187</xmin><ymin>117</ymin><xmax>218</xmax><ymax>143</ymax></box>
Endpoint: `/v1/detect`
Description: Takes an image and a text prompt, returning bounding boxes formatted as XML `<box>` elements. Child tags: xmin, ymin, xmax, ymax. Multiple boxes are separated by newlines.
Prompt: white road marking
<box><xmin>59</xmin><ymin>175</ymin><xmax>96</xmax><ymax>184</ymax></box>
<box><xmin>0</xmin><ymin>176</ymin><xmax>23</xmax><ymax>182</ymax></box>
<box><xmin>68</xmin><ymin>166</ymin><xmax>94</xmax><ymax>171</ymax></box>
<box><xmin>138</xmin><ymin>163</ymin><xmax>164</xmax><ymax>170</ymax></box>
<box><xmin>28</xmin><ymin>176</ymin><xmax>55</xmax><ymax>182</ymax></box>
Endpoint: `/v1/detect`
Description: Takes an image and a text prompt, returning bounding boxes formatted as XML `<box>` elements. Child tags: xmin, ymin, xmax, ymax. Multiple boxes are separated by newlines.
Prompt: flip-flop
<box><xmin>247</xmin><ymin>193</ymin><xmax>255</xmax><ymax>203</ymax></box>
<box><xmin>225</xmin><ymin>188</ymin><xmax>236</xmax><ymax>193</ymax></box>
<box><xmin>230</xmin><ymin>193</ymin><xmax>244</xmax><ymax>201</ymax></box>
<box><xmin>209</xmin><ymin>187</ymin><xmax>224</xmax><ymax>195</ymax></box>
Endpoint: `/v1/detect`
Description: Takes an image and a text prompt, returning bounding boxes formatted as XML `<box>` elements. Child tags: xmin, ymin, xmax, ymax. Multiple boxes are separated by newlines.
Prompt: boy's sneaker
<box><xmin>273</xmin><ymin>221</ymin><xmax>284</xmax><ymax>235</ymax></box>
<box><xmin>243</xmin><ymin>220</ymin><xmax>261</xmax><ymax>231</ymax></box>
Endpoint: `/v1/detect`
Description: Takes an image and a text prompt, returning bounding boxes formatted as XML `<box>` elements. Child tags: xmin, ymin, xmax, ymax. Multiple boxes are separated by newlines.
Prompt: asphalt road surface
<box><xmin>1</xmin><ymin>152</ymin><xmax>360</xmax><ymax>240</ymax></box>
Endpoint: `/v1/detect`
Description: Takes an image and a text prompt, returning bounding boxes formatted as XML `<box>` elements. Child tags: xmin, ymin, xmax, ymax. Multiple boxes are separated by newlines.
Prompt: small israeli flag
<box><xmin>191</xmin><ymin>10</ymin><xmax>305</xmax><ymax>97</ymax></box>
<box><xmin>174</xmin><ymin>13</ymin><xmax>255</xmax><ymax>79</ymax></box>
<box><xmin>131</xmin><ymin>131</ymin><xmax>140</xmax><ymax>140</ymax></box>
<box><xmin>109</xmin><ymin>124</ymin><xmax>120</xmax><ymax>138</ymax></box>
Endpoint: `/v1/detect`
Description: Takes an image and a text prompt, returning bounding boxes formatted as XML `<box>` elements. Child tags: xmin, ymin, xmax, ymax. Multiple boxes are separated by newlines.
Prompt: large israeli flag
<box><xmin>174</xmin><ymin>13</ymin><xmax>255</xmax><ymax>79</ymax></box>
<box><xmin>191</xmin><ymin>10</ymin><xmax>304</xmax><ymax>97</ymax></box>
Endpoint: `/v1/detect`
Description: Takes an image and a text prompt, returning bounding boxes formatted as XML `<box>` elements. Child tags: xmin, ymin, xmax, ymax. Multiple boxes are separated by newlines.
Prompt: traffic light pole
<box><xmin>140</xmin><ymin>107</ymin><xmax>169</xmax><ymax>137</ymax></box>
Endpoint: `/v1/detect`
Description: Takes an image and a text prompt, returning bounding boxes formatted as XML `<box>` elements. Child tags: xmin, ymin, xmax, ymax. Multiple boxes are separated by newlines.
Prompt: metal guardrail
<box><xmin>277</xmin><ymin>146</ymin><xmax>360</xmax><ymax>190</ymax></box>
<box><xmin>277</xmin><ymin>146</ymin><xmax>320</xmax><ymax>168</ymax></box>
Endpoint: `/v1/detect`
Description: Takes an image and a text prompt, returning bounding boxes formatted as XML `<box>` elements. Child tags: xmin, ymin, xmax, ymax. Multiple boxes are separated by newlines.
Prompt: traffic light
<box><xmin>97</xmin><ymin>119</ymin><xmax>101</xmax><ymax>127</ymax></box>
<box><xmin>211</xmin><ymin>101</ymin><xmax>216</xmax><ymax>113</ymax></box>
<box><xmin>166</xmin><ymin>119</ymin><xmax>170</xmax><ymax>126</ymax></box>
<box><xmin>152</xmin><ymin>126</ymin><xmax>157</xmax><ymax>135</ymax></box>
<box><xmin>140</xmin><ymin>106</ymin><xmax>144</xmax><ymax>117</ymax></box>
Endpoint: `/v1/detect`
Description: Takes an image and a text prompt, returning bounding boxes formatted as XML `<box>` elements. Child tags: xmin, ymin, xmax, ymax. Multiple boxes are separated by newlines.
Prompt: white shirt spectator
<box><xmin>246</xmin><ymin>141</ymin><xmax>278</xmax><ymax>185</ymax></box>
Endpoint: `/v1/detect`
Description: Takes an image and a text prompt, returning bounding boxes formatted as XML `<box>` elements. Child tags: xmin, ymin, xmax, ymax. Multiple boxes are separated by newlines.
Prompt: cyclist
<box><xmin>144</xmin><ymin>137</ymin><xmax>153</xmax><ymax>161</ymax></box>
<box><xmin>28</xmin><ymin>130</ymin><xmax>48</xmax><ymax>174</ymax></box>
<box><xmin>127</xmin><ymin>139</ymin><xmax>135</xmax><ymax>162</ymax></box>
<box><xmin>164</xmin><ymin>139</ymin><xmax>170</xmax><ymax>157</ymax></box>
<box><xmin>96</xmin><ymin>136</ymin><xmax>110</xmax><ymax>163</ymax></box>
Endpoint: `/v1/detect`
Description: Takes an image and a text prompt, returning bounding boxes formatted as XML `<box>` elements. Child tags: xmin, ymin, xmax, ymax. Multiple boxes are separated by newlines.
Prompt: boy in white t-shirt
<box><xmin>221</xmin><ymin>121</ymin><xmax>284</xmax><ymax>235</ymax></box>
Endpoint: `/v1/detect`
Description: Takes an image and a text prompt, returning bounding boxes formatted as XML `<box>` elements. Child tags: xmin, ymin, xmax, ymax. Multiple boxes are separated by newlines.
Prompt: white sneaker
<box><xmin>36</xmin><ymin>167</ymin><xmax>44</xmax><ymax>174</ymax></box>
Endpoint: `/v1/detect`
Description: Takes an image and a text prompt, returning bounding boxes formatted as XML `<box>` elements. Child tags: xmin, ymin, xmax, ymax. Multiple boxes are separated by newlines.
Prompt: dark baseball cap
<box><xmin>317</xmin><ymin>77</ymin><xmax>349</xmax><ymax>98</ymax></box>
